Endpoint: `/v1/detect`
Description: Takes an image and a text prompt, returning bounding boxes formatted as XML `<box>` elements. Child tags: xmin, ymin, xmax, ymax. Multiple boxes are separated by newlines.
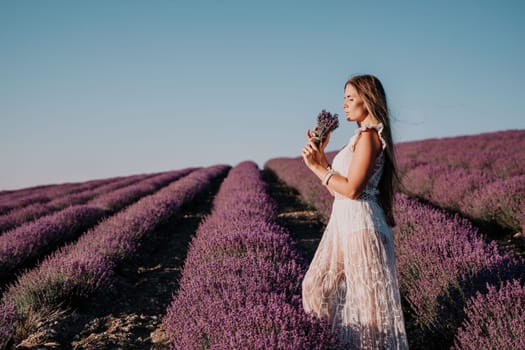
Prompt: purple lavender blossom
<box><xmin>0</xmin><ymin>205</ymin><xmax>106</xmax><ymax>283</ymax></box>
<box><xmin>1</xmin><ymin>165</ymin><xmax>228</xmax><ymax>329</ymax></box>
<box><xmin>0</xmin><ymin>173</ymin><xmax>150</xmax><ymax>233</ymax></box>
<box><xmin>452</xmin><ymin>279</ymin><xmax>525</xmax><ymax>350</ymax></box>
<box><xmin>394</xmin><ymin>129</ymin><xmax>525</xmax><ymax>178</ymax></box>
<box><xmin>463</xmin><ymin>174</ymin><xmax>525</xmax><ymax>232</ymax></box>
<box><xmin>0</xmin><ymin>169</ymin><xmax>193</xmax><ymax>285</ymax></box>
<box><xmin>313</xmin><ymin>109</ymin><xmax>339</xmax><ymax>147</ymax></box>
<box><xmin>0</xmin><ymin>177</ymin><xmax>119</xmax><ymax>215</ymax></box>
<box><xmin>0</xmin><ymin>302</ymin><xmax>16</xmax><ymax>349</ymax></box>
<box><xmin>395</xmin><ymin>130</ymin><xmax>525</xmax><ymax>235</ymax></box>
<box><xmin>392</xmin><ymin>193</ymin><xmax>523</xmax><ymax>346</ymax></box>
<box><xmin>265</xmin><ymin>155</ymin><xmax>335</xmax><ymax>220</ymax></box>
<box><xmin>163</xmin><ymin>161</ymin><xmax>337</xmax><ymax>349</ymax></box>
<box><xmin>265</xmin><ymin>154</ymin><xmax>525</xmax><ymax>348</ymax></box>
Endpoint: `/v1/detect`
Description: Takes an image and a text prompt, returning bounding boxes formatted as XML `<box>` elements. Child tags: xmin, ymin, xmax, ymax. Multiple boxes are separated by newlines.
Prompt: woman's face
<box><xmin>343</xmin><ymin>84</ymin><xmax>369</xmax><ymax>123</ymax></box>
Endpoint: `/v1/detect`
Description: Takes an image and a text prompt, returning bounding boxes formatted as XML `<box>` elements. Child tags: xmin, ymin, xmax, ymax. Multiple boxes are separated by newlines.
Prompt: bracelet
<box><xmin>322</xmin><ymin>169</ymin><xmax>336</xmax><ymax>186</ymax></box>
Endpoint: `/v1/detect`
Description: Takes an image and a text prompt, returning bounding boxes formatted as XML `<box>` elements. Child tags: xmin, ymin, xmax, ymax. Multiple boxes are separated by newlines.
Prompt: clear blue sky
<box><xmin>1</xmin><ymin>0</ymin><xmax>524</xmax><ymax>190</ymax></box>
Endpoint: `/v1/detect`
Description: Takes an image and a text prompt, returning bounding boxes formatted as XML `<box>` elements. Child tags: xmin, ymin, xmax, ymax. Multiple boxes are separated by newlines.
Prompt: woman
<box><xmin>301</xmin><ymin>74</ymin><xmax>408</xmax><ymax>349</ymax></box>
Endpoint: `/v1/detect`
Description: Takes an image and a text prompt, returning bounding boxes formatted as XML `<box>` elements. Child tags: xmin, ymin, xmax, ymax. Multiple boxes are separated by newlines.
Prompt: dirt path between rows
<box><xmin>17</xmin><ymin>169</ymin><xmax>325</xmax><ymax>350</ymax></box>
<box><xmin>262</xmin><ymin>169</ymin><xmax>326</xmax><ymax>264</ymax></box>
<box><xmin>16</xmin><ymin>177</ymin><xmax>224</xmax><ymax>350</ymax></box>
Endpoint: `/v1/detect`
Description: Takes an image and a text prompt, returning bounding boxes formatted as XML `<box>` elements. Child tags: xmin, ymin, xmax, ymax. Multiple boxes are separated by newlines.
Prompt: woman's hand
<box><xmin>302</xmin><ymin>129</ymin><xmax>330</xmax><ymax>169</ymax></box>
<box><xmin>301</xmin><ymin>140</ymin><xmax>319</xmax><ymax>169</ymax></box>
<box><xmin>307</xmin><ymin>128</ymin><xmax>331</xmax><ymax>152</ymax></box>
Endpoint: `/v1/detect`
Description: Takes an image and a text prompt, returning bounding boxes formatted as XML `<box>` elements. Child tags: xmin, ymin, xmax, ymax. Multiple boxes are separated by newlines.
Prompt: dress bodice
<box><xmin>331</xmin><ymin>123</ymin><xmax>386</xmax><ymax>201</ymax></box>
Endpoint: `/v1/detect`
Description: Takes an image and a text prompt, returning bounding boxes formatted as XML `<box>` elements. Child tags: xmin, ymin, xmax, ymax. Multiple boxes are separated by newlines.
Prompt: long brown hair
<box><xmin>345</xmin><ymin>74</ymin><xmax>399</xmax><ymax>226</ymax></box>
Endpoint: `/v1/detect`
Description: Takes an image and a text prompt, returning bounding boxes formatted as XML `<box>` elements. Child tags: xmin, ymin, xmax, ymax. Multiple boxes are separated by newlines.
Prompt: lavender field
<box><xmin>266</xmin><ymin>129</ymin><xmax>525</xmax><ymax>349</ymax></box>
<box><xmin>1</xmin><ymin>129</ymin><xmax>524</xmax><ymax>349</ymax></box>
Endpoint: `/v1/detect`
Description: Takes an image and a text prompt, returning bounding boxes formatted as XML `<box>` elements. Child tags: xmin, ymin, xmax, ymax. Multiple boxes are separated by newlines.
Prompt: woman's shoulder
<box><xmin>351</xmin><ymin>123</ymin><xmax>386</xmax><ymax>152</ymax></box>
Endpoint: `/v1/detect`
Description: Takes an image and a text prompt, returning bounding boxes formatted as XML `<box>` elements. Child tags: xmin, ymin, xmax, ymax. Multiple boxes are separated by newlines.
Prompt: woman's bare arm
<box><xmin>304</xmin><ymin>129</ymin><xmax>381</xmax><ymax>199</ymax></box>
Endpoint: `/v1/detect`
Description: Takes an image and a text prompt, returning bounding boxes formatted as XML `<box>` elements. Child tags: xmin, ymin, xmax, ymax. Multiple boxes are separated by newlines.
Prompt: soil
<box><xmin>13</xmin><ymin>177</ymin><xmax>224</xmax><ymax>350</ymax></box>
<box><xmin>261</xmin><ymin>169</ymin><xmax>327</xmax><ymax>265</ymax></box>
<box><xmin>12</xmin><ymin>170</ymin><xmax>327</xmax><ymax>350</ymax></box>
<box><xmin>11</xmin><ymin>170</ymin><xmax>324</xmax><ymax>350</ymax></box>
<box><xmin>11</xmin><ymin>169</ymin><xmax>522</xmax><ymax>350</ymax></box>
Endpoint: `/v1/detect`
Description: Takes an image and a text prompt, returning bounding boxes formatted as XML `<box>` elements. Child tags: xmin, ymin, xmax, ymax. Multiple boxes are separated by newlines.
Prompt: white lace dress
<box><xmin>302</xmin><ymin>123</ymin><xmax>408</xmax><ymax>349</ymax></box>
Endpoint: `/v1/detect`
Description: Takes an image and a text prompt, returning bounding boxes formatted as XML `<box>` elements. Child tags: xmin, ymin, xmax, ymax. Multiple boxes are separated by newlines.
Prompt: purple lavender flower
<box><xmin>265</xmin><ymin>155</ymin><xmax>336</xmax><ymax>220</ymax></box>
<box><xmin>0</xmin><ymin>302</ymin><xmax>16</xmax><ymax>349</ymax></box>
<box><xmin>163</xmin><ymin>161</ymin><xmax>337</xmax><ymax>349</ymax></box>
<box><xmin>313</xmin><ymin>109</ymin><xmax>339</xmax><ymax>147</ymax></box>
<box><xmin>1</xmin><ymin>165</ymin><xmax>229</xmax><ymax>332</ymax></box>
<box><xmin>265</xmin><ymin>153</ymin><xmax>525</xmax><ymax>348</ymax></box>
<box><xmin>452</xmin><ymin>279</ymin><xmax>525</xmax><ymax>350</ymax></box>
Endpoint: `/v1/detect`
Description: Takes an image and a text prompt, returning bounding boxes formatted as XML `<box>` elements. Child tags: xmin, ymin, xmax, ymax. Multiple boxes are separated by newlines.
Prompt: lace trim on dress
<box><xmin>350</xmin><ymin>123</ymin><xmax>387</xmax><ymax>152</ymax></box>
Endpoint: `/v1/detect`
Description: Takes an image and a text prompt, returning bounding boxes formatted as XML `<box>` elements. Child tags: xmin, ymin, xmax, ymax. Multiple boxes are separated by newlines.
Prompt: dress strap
<box><xmin>350</xmin><ymin>122</ymin><xmax>387</xmax><ymax>151</ymax></box>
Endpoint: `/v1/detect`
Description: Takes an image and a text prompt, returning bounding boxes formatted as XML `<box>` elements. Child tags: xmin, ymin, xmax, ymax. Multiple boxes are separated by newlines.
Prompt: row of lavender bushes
<box><xmin>0</xmin><ymin>184</ymin><xmax>60</xmax><ymax>200</ymax></box>
<box><xmin>0</xmin><ymin>178</ymin><xmax>103</xmax><ymax>201</ymax></box>
<box><xmin>0</xmin><ymin>176</ymin><xmax>123</xmax><ymax>216</ymax></box>
<box><xmin>452</xmin><ymin>278</ymin><xmax>525</xmax><ymax>350</ymax></box>
<box><xmin>398</xmin><ymin>160</ymin><xmax>525</xmax><ymax>235</ymax></box>
<box><xmin>0</xmin><ymin>165</ymin><xmax>229</xmax><ymax>347</ymax></box>
<box><xmin>0</xmin><ymin>173</ymin><xmax>156</xmax><ymax>233</ymax></box>
<box><xmin>396</xmin><ymin>129</ymin><xmax>525</xmax><ymax>234</ymax></box>
<box><xmin>264</xmin><ymin>157</ymin><xmax>334</xmax><ymax>220</ymax></box>
<box><xmin>393</xmin><ymin>194</ymin><xmax>524</xmax><ymax>349</ymax></box>
<box><xmin>395</xmin><ymin>129</ymin><xmax>525</xmax><ymax>179</ymax></box>
<box><xmin>265</xmin><ymin>156</ymin><xmax>525</xmax><ymax>349</ymax></box>
<box><xmin>0</xmin><ymin>170</ymin><xmax>157</xmax><ymax>205</ymax></box>
<box><xmin>0</xmin><ymin>169</ymin><xmax>194</xmax><ymax>286</ymax></box>
<box><xmin>163</xmin><ymin>161</ymin><xmax>337</xmax><ymax>349</ymax></box>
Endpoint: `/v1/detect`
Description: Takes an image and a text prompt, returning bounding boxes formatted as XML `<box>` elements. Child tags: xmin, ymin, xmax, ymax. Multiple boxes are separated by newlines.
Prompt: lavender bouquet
<box><xmin>312</xmin><ymin>109</ymin><xmax>339</xmax><ymax>147</ymax></box>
